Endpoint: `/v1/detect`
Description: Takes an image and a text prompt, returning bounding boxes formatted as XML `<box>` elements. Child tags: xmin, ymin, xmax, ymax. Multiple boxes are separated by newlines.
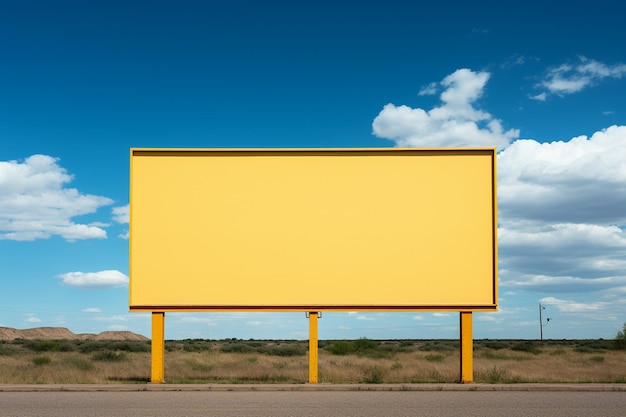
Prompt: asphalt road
<box><xmin>1</xmin><ymin>390</ymin><xmax>625</xmax><ymax>417</ymax></box>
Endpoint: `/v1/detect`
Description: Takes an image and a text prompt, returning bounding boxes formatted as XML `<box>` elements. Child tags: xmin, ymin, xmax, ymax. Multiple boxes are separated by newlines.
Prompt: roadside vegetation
<box><xmin>1</xmin><ymin>337</ymin><xmax>625</xmax><ymax>384</ymax></box>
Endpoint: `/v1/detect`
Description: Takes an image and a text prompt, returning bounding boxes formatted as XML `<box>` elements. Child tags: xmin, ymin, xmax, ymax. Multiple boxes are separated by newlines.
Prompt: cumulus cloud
<box><xmin>0</xmin><ymin>155</ymin><xmax>114</xmax><ymax>241</ymax></box>
<box><xmin>26</xmin><ymin>315</ymin><xmax>42</xmax><ymax>323</ymax></box>
<box><xmin>180</xmin><ymin>316</ymin><xmax>219</xmax><ymax>325</ymax></box>
<box><xmin>539</xmin><ymin>296</ymin><xmax>611</xmax><ymax>313</ymax></box>
<box><xmin>532</xmin><ymin>57</ymin><xmax>626</xmax><ymax>99</ymax></box>
<box><xmin>502</xmin><ymin>272</ymin><xmax>626</xmax><ymax>293</ymax></box>
<box><xmin>499</xmin><ymin>223</ymin><xmax>626</xmax><ymax>279</ymax></box>
<box><xmin>57</xmin><ymin>270</ymin><xmax>128</xmax><ymax>289</ymax></box>
<box><xmin>372</xmin><ymin>68</ymin><xmax>519</xmax><ymax>149</ymax></box>
<box><xmin>497</xmin><ymin>125</ymin><xmax>626</xmax><ymax>295</ymax></box>
<box><xmin>112</xmin><ymin>205</ymin><xmax>129</xmax><ymax>224</ymax></box>
<box><xmin>112</xmin><ymin>204</ymin><xmax>130</xmax><ymax>239</ymax></box>
<box><xmin>498</xmin><ymin>126</ymin><xmax>626</xmax><ymax>225</ymax></box>
<box><xmin>106</xmin><ymin>325</ymin><xmax>129</xmax><ymax>331</ymax></box>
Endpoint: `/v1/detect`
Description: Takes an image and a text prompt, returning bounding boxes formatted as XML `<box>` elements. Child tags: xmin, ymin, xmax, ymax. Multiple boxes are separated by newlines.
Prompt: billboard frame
<box><xmin>129</xmin><ymin>147</ymin><xmax>498</xmax><ymax>313</ymax></box>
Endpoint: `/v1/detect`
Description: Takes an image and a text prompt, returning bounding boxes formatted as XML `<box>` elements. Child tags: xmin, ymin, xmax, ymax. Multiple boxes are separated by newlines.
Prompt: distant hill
<box><xmin>0</xmin><ymin>326</ymin><xmax>149</xmax><ymax>341</ymax></box>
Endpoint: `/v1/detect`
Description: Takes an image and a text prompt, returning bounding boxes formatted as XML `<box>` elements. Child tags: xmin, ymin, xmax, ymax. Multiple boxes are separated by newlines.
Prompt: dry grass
<box><xmin>474</xmin><ymin>348</ymin><xmax>626</xmax><ymax>383</ymax></box>
<box><xmin>1</xmin><ymin>340</ymin><xmax>624</xmax><ymax>384</ymax></box>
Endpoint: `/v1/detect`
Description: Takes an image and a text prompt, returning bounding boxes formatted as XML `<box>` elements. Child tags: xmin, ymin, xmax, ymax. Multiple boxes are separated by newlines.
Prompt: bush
<box><xmin>111</xmin><ymin>341</ymin><xmax>151</xmax><ymax>353</ymax></box>
<box><xmin>220</xmin><ymin>342</ymin><xmax>254</xmax><ymax>354</ymax></box>
<box><xmin>182</xmin><ymin>341</ymin><xmax>212</xmax><ymax>353</ymax></box>
<box><xmin>28</xmin><ymin>340</ymin><xmax>61</xmax><ymax>352</ymax></box>
<box><xmin>615</xmin><ymin>323</ymin><xmax>626</xmax><ymax>350</ymax></box>
<box><xmin>92</xmin><ymin>350</ymin><xmax>127</xmax><ymax>362</ymax></box>
<box><xmin>78</xmin><ymin>340</ymin><xmax>150</xmax><ymax>353</ymax></box>
<box><xmin>511</xmin><ymin>342</ymin><xmax>541</xmax><ymax>355</ymax></box>
<box><xmin>32</xmin><ymin>356</ymin><xmax>51</xmax><ymax>365</ymax></box>
<box><xmin>478</xmin><ymin>340</ymin><xmax>511</xmax><ymax>350</ymax></box>
<box><xmin>0</xmin><ymin>342</ymin><xmax>20</xmax><ymax>356</ymax></box>
<box><xmin>328</xmin><ymin>341</ymin><xmax>356</xmax><ymax>355</ymax></box>
<box><xmin>260</xmin><ymin>345</ymin><xmax>306</xmax><ymax>357</ymax></box>
<box><xmin>353</xmin><ymin>338</ymin><xmax>378</xmax><ymax>352</ymax></box>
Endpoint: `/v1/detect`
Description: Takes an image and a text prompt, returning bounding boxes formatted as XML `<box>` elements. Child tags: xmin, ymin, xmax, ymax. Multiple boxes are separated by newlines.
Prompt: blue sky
<box><xmin>1</xmin><ymin>0</ymin><xmax>625</xmax><ymax>340</ymax></box>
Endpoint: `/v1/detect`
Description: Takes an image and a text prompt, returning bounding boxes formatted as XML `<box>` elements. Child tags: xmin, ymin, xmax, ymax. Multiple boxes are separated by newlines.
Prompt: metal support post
<box><xmin>459</xmin><ymin>311</ymin><xmax>473</xmax><ymax>383</ymax></box>
<box><xmin>308</xmin><ymin>312</ymin><xmax>319</xmax><ymax>384</ymax></box>
<box><xmin>151</xmin><ymin>312</ymin><xmax>165</xmax><ymax>383</ymax></box>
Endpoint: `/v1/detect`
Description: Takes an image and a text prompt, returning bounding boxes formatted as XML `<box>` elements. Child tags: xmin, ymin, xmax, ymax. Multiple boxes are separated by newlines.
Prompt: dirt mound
<box><xmin>93</xmin><ymin>331</ymin><xmax>149</xmax><ymax>341</ymax></box>
<box><xmin>0</xmin><ymin>326</ymin><xmax>149</xmax><ymax>341</ymax></box>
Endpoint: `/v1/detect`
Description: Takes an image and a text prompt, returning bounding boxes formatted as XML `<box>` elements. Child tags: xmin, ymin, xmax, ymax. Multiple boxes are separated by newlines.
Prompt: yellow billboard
<box><xmin>130</xmin><ymin>148</ymin><xmax>497</xmax><ymax>312</ymax></box>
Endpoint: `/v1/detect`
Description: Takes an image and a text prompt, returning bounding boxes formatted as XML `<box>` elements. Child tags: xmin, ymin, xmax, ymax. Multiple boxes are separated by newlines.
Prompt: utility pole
<box><xmin>539</xmin><ymin>303</ymin><xmax>551</xmax><ymax>347</ymax></box>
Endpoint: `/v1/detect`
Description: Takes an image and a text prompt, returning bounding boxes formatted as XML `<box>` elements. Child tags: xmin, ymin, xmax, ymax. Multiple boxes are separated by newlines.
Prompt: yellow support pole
<box><xmin>308</xmin><ymin>312</ymin><xmax>319</xmax><ymax>384</ymax></box>
<box><xmin>459</xmin><ymin>311</ymin><xmax>473</xmax><ymax>383</ymax></box>
<box><xmin>151</xmin><ymin>312</ymin><xmax>165</xmax><ymax>384</ymax></box>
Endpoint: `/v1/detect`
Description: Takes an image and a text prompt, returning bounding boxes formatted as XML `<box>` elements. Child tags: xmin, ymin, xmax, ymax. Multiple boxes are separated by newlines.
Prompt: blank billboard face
<box><xmin>130</xmin><ymin>148</ymin><xmax>497</xmax><ymax>312</ymax></box>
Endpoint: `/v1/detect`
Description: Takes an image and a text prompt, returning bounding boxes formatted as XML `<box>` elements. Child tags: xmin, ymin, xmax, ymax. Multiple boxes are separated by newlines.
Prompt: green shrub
<box><xmin>380</xmin><ymin>343</ymin><xmax>414</xmax><ymax>354</ymax></box>
<box><xmin>78</xmin><ymin>340</ymin><xmax>150</xmax><ymax>353</ymax></box>
<box><xmin>111</xmin><ymin>341</ymin><xmax>151</xmax><ymax>352</ymax></box>
<box><xmin>0</xmin><ymin>342</ymin><xmax>20</xmax><ymax>356</ymax></box>
<box><xmin>32</xmin><ymin>356</ymin><xmax>51</xmax><ymax>365</ymax></box>
<box><xmin>478</xmin><ymin>340</ymin><xmax>511</xmax><ymax>350</ymax></box>
<box><xmin>28</xmin><ymin>340</ymin><xmax>61</xmax><ymax>352</ymax></box>
<box><xmin>511</xmin><ymin>342</ymin><xmax>541</xmax><ymax>355</ymax></box>
<box><xmin>615</xmin><ymin>323</ymin><xmax>626</xmax><ymax>350</ymax></box>
<box><xmin>260</xmin><ymin>345</ymin><xmax>306</xmax><ymax>357</ymax></box>
<box><xmin>220</xmin><ymin>342</ymin><xmax>254</xmax><ymax>354</ymax></box>
<box><xmin>419</xmin><ymin>340</ymin><xmax>457</xmax><ymax>352</ymax></box>
<box><xmin>327</xmin><ymin>341</ymin><xmax>356</xmax><ymax>355</ymax></box>
<box><xmin>354</xmin><ymin>338</ymin><xmax>378</xmax><ymax>352</ymax></box>
<box><xmin>183</xmin><ymin>341</ymin><xmax>212</xmax><ymax>353</ymax></box>
<box><xmin>92</xmin><ymin>350</ymin><xmax>127</xmax><ymax>362</ymax></box>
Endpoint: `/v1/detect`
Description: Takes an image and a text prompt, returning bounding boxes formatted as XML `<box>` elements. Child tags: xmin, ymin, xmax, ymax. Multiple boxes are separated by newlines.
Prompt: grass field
<box><xmin>1</xmin><ymin>338</ymin><xmax>624</xmax><ymax>384</ymax></box>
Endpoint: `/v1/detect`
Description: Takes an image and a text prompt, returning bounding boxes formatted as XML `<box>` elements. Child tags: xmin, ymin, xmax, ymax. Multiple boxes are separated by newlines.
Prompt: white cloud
<box><xmin>81</xmin><ymin>308</ymin><xmax>102</xmax><ymax>313</ymax></box>
<box><xmin>0</xmin><ymin>155</ymin><xmax>114</xmax><ymax>241</ymax></box>
<box><xmin>112</xmin><ymin>205</ymin><xmax>129</xmax><ymax>224</ymax></box>
<box><xmin>496</xmin><ymin>125</ymin><xmax>626</xmax><ymax>303</ymax></box>
<box><xmin>502</xmin><ymin>273</ymin><xmax>626</xmax><ymax>293</ymax></box>
<box><xmin>180</xmin><ymin>316</ymin><xmax>217</xmax><ymax>324</ymax></box>
<box><xmin>373</xmin><ymin>69</ymin><xmax>519</xmax><ymax>149</ymax></box>
<box><xmin>540</xmin><ymin>296</ymin><xmax>610</xmax><ymax>313</ymax></box>
<box><xmin>26</xmin><ymin>315</ymin><xmax>42</xmax><ymax>323</ymax></box>
<box><xmin>106</xmin><ymin>325</ymin><xmax>129</xmax><ymax>331</ymax></box>
<box><xmin>535</xmin><ymin>57</ymin><xmax>626</xmax><ymax>98</ymax></box>
<box><xmin>498</xmin><ymin>125</ymin><xmax>626</xmax><ymax>225</ymax></box>
<box><xmin>529</xmin><ymin>92</ymin><xmax>547</xmax><ymax>101</ymax></box>
<box><xmin>112</xmin><ymin>204</ymin><xmax>130</xmax><ymax>239</ymax></box>
<box><xmin>418</xmin><ymin>82</ymin><xmax>438</xmax><ymax>96</ymax></box>
<box><xmin>57</xmin><ymin>270</ymin><xmax>128</xmax><ymax>289</ymax></box>
<box><xmin>94</xmin><ymin>315</ymin><xmax>129</xmax><ymax>321</ymax></box>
